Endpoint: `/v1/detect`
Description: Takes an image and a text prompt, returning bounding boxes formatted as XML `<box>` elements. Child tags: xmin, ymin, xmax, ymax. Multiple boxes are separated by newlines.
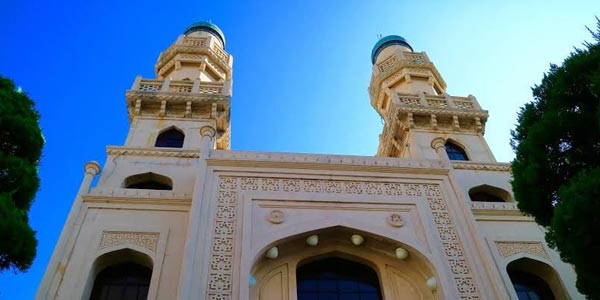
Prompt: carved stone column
<box><xmin>78</xmin><ymin>161</ymin><xmax>101</xmax><ymax>195</ymax></box>
<box><xmin>178</xmin><ymin>125</ymin><xmax>216</xmax><ymax>300</ymax></box>
<box><xmin>431</xmin><ymin>137</ymin><xmax>449</xmax><ymax>161</ymax></box>
<box><xmin>200</xmin><ymin>125</ymin><xmax>216</xmax><ymax>154</ymax></box>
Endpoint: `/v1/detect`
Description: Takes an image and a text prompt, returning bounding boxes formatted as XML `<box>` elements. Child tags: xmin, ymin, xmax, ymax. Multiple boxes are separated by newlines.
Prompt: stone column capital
<box><xmin>430</xmin><ymin>137</ymin><xmax>446</xmax><ymax>150</ymax></box>
<box><xmin>200</xmin><ymin>125</ymin><xmax>216</xmax><ymax>138</ymax></box>
<box><xmin>84</xmin><ymin>161</ymin><xmax>101</xmax><ymax>176</ymax></box>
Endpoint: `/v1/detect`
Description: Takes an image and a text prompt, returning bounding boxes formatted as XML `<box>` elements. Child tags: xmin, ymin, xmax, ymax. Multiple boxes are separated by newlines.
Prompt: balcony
<box><xmin>155</xmin><ymin>36</ymin><xmax>232</xmax><ymax>76</ymax></box>
<box><xmin>395</xmin><ymin>93</ymin><xmax>481</xmax><ymax>111</ymax></box>
<box><xmin>129</xmin><ymin>77</ymin><xmax>231</xmax><ymax>97</ymax></box>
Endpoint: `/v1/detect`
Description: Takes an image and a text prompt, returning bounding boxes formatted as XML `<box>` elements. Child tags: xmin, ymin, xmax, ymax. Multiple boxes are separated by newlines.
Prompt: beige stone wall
<box><xmin>37</xmin><ymin>27</ymin><xmax>584</xmax><ymax>300</ymax></box>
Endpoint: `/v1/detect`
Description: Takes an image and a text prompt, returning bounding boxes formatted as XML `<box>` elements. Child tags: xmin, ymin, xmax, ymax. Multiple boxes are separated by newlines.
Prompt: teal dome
<box><xmin>184</xmin><ymin>21</ymin><xmax>226</xmax><ymax>47</ymax></box>
<box><xmin>371</xmin><ymin>35</ymin><xmax>413</xmax><ymax>64</ymax></box>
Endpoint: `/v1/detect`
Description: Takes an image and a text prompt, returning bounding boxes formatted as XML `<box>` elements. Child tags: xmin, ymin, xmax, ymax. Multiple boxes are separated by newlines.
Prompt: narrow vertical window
<box><xmin>445</xmin><ymin>141</ymin><xmax>468</xmax><ymax>161</ymax></box>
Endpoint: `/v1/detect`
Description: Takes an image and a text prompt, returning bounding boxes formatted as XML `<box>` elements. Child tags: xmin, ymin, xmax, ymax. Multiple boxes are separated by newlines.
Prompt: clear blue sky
<box><xmin>1</xmin><ymin>0</ymin><xmax>598</xmax><ymax>298</ymax></box>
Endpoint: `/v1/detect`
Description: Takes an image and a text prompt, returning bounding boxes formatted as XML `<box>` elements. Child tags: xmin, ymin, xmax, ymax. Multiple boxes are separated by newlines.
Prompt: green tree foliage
<box><xmin>0</xmin><ymin>76</ymin><xmax>43</xmax><ymax>272</ymax></box>
<box><xmin>511</xmin><ymin>19</ymin><xmax>600</xmax><ymax>299</ymax></box>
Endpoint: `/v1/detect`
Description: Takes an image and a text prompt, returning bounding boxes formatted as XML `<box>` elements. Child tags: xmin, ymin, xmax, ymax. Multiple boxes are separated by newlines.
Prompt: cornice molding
<box><xmin>126</xmin><ymin>90</ymin><xmax>230</xmax><ymax>103</ymax></box>
<box><xmin>398</xmin><ymin>107</ymin><xmax>489</xmax><ymax>119</ymax></box>
<box><xmin>84</xmin><ymin>188</ymin><xmax>192</xmax><ymax>204</ymax></box>
<box><xmin>155</xmin><ymin>45</ymin><xmax>231</xmax><ymax>75</ymax></box>
<box><xmin>452</xmin><ymin>162</ymin><xmax>511</xmax><ymax>172</ymax></box>
<box><xmin>106</xmin><ymin>146</ymin><xmax>200</xmax><ymax>158</ymax></box>
<box><xmin>208</xmin><ymin>150</ymin><xmax>449</xmax><ymax>173</ymax></box>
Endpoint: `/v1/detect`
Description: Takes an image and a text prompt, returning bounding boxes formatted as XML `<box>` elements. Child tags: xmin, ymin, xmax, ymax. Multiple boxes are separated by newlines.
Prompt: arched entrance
<box><xmin>297</xmin><ymin>257</ymin><xmax>382</xmax><ymax>300</ymax></box>
<box><xmin>250</xmin><ymin>226</ymin><xmax>437</xmax><ymax>300</ymax></box>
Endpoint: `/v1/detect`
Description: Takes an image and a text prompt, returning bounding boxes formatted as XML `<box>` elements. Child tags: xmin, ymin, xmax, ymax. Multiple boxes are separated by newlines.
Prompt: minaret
<box><xmin>126</xmin><ymin>21</ymin><xmax>232</xmax><ymax>150</ymax></box>
<box><xmin>369</xmin><ymin>36</ymin><xmax>495</xmax><ymax>162</ymax></box>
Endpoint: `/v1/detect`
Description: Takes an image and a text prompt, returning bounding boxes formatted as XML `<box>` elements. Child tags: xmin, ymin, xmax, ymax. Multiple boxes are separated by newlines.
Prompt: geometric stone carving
<box><xmin>98</xmin><ymin>231</ymin><xmax>159</xmax><ymax>253</ymax></box>
<box><xmin>495</xmin><ymin>241</ymin><xmax>550</xmax><ymax>260</ymax></box>
<box><xmin>267</xmin><ymin>210</ymin><xmax>285</xmax><ymax>224</ymax></box>
<box><xmin>386</xmin><ymin>213</ymin><xmax>404</xmax><ymax>227</ymax></box>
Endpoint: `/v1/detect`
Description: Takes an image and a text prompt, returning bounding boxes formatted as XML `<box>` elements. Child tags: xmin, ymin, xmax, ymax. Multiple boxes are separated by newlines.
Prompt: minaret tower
<box><xmin>369</xmin><ymin>36</ymin><xmax>495</xmax><ymax>162</ymax></box>
<box><xmin>126</xmin><ymin>21</ymin><xmax>232</xmax><ymax>150</ymax></box>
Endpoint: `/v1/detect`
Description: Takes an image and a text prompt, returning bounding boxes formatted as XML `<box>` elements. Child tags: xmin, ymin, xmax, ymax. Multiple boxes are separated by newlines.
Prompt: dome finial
<box><xmin>184</xmin><ymin>21</ymin><xmax>226</xmax><ymax>47</ymax></box>
<box><xmin>371</xmin><ymin>35</ymin><xmax>413</xmax><ymax>64</ymax></box>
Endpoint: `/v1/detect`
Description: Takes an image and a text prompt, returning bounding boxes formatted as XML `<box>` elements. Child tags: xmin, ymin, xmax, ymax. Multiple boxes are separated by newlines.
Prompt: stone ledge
<box><xmin>470</xmin><ymin>201</ymin><xmax>524</xmax><ymax>217</ymax></box>
<box><xmin>208</xmin><ymin>150</ymin><xmax>449</xmax><ymax>173</ymax></box>
<box><xmin>452</xmin><ymin>161</ymin><xmax>511</xmax><ymax>172</ymax></box>
<box><xmin>86</xmin><ymin>187</ymin><xmax>192</xmax><ymax>199</ymax></box>
<box><xmin>106</xmin><ymin>146</ymin><xmax>200</xmax><ymax>158</ymax></box>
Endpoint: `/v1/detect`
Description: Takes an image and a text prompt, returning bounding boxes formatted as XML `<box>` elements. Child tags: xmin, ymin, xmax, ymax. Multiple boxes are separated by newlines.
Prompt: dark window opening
<box><xmin>297</xmin><ymin>257</ymin><xmax>382</xmax><ymax>300</ymax></box>
<box><xmin>90</xmin><ymin>263</ymin><xmax>151</xmax><ymax>300</ymax></box>
<box><xmin>127</xmin><ymin>181</ymin><xmax>171</xmax><ymax>190</ymax></box>
<box><xmin>470</xmin><ymin>192</ymin><xmax>505</xmax><ymax>202</ymax></box>
<box><xmin>445</xmin><ymin>141</ymin><xmax>468</xmax><ymax>161</ymax></box>
<box><xmin>124</xmin><ymin>173</ymin><xmax>173</xmax><ymax>191</ymax></box>
<box><xmin>155</xmin><ymin>128</ymin><xmax>184</xmax><ymax>148</ymax></box>
<box><xmin>508</xmin><ymin>270</ymin><xmax>555</xmax><ymax>300</ymax></box>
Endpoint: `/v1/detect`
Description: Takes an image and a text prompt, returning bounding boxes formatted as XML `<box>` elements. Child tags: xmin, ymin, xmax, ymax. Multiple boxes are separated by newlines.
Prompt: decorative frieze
<box><xmin>452</xmin><ymin>162</ymin><xmax>511</xmax><ymax>172</ymax></box>
<box><xmin>106</xmin><ymin>146</ymin><xmax>199</xmax><ymax>158</ymax></box>
<box><xmin>98</xmin><ymin>231</ymin><xmax>159</xmax><ymax>253</ymax></box>
<box><xmin>495</xmin><ymin>241</ymin><xmax>549</xmax><ymax>260</ymax></box>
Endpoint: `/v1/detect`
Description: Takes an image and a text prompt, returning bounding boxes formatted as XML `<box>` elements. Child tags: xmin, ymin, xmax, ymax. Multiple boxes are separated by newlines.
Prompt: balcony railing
<box><xmin>377</xmin><ymin>52</ymin><xmax>430</xmax><ymax>73</ymax></box>
<box><xmin>131</xmin><ymin>77</ymin><xmax>231</xmax><ymax>96</ymax></box>
<box><xmin>395</xmin><ymin>93</ymin><xmax>481</xmax><ymax>110</ymax></box>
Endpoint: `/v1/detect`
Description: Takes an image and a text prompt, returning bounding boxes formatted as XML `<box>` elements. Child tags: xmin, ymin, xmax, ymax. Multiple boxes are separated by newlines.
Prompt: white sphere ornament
<box><xmin>306</xmin><ymin>235</ymin><xmax>319</xmax><ymax>246</ymax></box>
<box><xmin>265</xmin><ymin>247</ymin><xmax>279</xmax><ymax>259</ymax></box>
<box><xmin>350</xmin><ymin>234</ymin><xmax>364</xmax><ymax>246</ymax></box>
<box><xmin>426</xmin><ymin>277</ymin><xmax>437</xmax><ymax>291</ymax></box>
<box><xmin>395</xmin><ymin>247</ymin><xmax>409</xmax><ymax>260</ymax></box>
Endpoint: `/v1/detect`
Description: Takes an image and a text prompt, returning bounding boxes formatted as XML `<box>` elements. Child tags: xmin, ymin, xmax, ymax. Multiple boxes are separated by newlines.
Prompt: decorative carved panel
<box><xmin>495</xmin><ymin>241</ymin><xmax>549</xmax><ymax>260</ymax></box>
<box><xmin>208</xmin><ymin>176</ymin><xmax>482</xmax><ymax>300</ymax></box>
<box><xmin>98</xmin><ymin>231</ymin><xmax>159</xmax><ymax>253</ymax></box>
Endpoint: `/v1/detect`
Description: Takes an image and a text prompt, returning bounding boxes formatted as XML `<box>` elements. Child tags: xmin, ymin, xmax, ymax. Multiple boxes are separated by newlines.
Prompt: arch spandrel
<box><xmin>250</xmin><ymin>228</ymin><xmax>439</xmax><ymax>300</ymax></box>
<box><xmin>249</xmin><ymin>220</ymin><xmax>431</xmax><ymax>267</ymax></box>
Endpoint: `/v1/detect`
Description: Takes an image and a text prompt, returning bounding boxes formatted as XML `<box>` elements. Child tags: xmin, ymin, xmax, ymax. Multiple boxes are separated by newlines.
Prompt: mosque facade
<box><xmin>37</xmin><ymin>22</ymin><xmax>583</xmax><ymax>300</ymax></box>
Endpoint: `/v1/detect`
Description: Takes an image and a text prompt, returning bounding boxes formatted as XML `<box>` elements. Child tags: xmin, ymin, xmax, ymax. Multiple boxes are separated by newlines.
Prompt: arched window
<box><xmin>468</xmin><ymin>185</ymin><xmax>512</xmax><ymax>202</ymax></box>
<box><xmin>445</xmin><ymin>141</ymin><xmax>468</xmax><ymax>161</ymax></box>
<box><xmin>90</xmin><ymin>262</ymin><xmax>151</xmax><ymax>300</ymax></box>
<box><xmin>124</xmin><ymin>172</ymin><xmax>172</xmax><ymax>190</ymax></box>
<box><xmin>507</xmin><ymin>258</ymin><xmax>564</xmax><ymax>300</ymax></box>
<box><xmin>155</xmin><ymin>127</ymin><xmax>184</xmax><ymax>148</ymax></box>
<box><xmin>508</xmin><ymin>270</ymin><xmax>555</xmax><ymax>300</ymax></box>
<box><xmin>297</xmin><ymin>257</ymin><xmax>382</xmax><ymax>300</ymax></box>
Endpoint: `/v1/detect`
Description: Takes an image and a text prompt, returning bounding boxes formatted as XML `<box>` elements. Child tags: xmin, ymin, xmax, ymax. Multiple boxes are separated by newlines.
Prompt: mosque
<box><xmin>37</xmin><ymin>21</ymin><xmax>583</xmax><ymax>300</ymax></box>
